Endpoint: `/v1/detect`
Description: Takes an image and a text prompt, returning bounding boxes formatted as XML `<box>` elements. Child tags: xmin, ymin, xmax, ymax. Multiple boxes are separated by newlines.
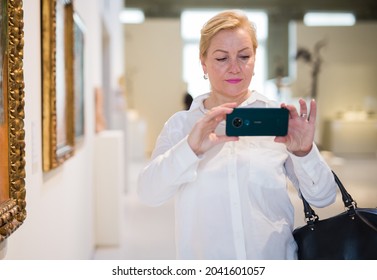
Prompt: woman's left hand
<box><xmin>275</xmin><ymin>98</ymin><xmax>316</xmax><ymax>157</ymax></box>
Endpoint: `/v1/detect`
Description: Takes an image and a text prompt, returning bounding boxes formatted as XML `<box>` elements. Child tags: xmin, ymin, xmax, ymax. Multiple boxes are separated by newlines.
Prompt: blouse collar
<box><xmin>193</xmin><ymin>90</ymin><xmax>271</xmax><ymax>115</ymax></box>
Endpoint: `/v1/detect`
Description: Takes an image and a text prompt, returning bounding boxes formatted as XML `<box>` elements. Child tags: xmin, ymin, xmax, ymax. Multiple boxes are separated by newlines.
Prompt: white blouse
<box><xmin>138</xmin><ymin>91</ymin><xmax>337</xmax><ymax>260</ymax></box>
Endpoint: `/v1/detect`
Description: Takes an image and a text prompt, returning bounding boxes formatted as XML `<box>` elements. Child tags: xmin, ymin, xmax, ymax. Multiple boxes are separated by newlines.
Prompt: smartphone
<box><xmin>226</xmin><ymin>107</ymin><xmax>289</xmax><ymax>136</ymax></box>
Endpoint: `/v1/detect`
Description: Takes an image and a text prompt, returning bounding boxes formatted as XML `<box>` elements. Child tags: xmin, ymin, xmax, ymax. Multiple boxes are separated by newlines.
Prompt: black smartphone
<box><xmin>226</xmin><ymin>107</ymin><xmax>289</xmax><ymax>136</ymax></box>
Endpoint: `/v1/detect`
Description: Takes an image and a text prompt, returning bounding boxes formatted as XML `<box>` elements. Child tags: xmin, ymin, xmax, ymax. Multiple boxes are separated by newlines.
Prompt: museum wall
<box><xmin>1</xmin><ymin>0</ymin><xmax>125</xmax><ymax>259</ymax></box>
<box><xmin>124</xmin><ymin>19</ymin><xmax>185</xmax><ymax>156</ymax></box>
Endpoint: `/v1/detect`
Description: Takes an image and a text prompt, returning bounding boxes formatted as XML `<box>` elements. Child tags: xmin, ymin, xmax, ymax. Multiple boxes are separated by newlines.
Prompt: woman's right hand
<box><xmin>188</xmin><ymin>103</ymin><xmax>239</xmax><ymax>156</ymax></box>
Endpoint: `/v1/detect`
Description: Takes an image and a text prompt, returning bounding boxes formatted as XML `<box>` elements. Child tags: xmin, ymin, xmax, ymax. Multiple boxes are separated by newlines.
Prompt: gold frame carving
<box><xmin>0</xmin><ymin>0</ymin><xmax>26</xmax><ymax>242</ymax></box>
<box><xmin>42</xmin><ymin>0</ymin><xmax>74</xmax><ymax>172</ymax></box>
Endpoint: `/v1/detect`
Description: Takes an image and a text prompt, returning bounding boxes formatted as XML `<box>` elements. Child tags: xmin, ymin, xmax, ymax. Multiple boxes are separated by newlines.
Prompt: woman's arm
<box><xmin>137</xmin><ymin>134</ymin><xmax>200</xmax><ymax>206</ymax></box>
<box><xmin>285</xmin><ymin>144</ymin><xmax>337</xmax><ymax>208</ymax></box>
<box><xmin>138</xmin><ymin>103</ymin><xmax>239</xmax><ymax>206</ymax></box>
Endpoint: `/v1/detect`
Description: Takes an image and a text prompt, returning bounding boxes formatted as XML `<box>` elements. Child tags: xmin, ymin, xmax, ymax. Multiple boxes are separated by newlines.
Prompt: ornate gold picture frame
<box><xmin>42</xmin><ymin>0</ymin><xmax>74</xmax><ymax>172</ymax></box>
<box><xmin>0</xmin><ymin>0</ymin><xmax>26</xmax><ymax>242</ymax></box>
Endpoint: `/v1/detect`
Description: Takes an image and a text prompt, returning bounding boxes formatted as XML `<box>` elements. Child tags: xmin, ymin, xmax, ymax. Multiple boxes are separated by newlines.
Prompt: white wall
<box><xmin>124</xmin><ymin>19</ymin><xmax>186</xmax><ymax>155</ymax></box>
<box><xmin>2</xmin><ymin>0</ymin><xmax>125</xmax><ymax>259</ymax></box>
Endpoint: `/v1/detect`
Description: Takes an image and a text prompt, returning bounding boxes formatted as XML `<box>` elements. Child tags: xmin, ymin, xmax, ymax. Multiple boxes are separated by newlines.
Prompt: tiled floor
<box><xmin>92</xmin><ymin>152</ymin><xmax>377</xmax><ymax>260</ymax></box>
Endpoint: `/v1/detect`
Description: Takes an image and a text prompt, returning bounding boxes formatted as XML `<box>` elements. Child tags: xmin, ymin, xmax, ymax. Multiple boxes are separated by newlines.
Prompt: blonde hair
<box><xmin>199</xmin><ymin>10</ymin><xmax>258</xmax><ymax>59</ymax></box>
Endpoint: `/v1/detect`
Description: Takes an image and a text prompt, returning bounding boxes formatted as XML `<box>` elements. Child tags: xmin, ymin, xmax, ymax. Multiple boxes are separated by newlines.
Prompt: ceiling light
<box><xmin>304</xmin><ymin>12</ymin><xmax>356</xmax><ymax>26</ymax></box>
<box><xmin>119</xmin><ymin>8</ymin><xmax>145</xmax><ymax>24</ymax></box>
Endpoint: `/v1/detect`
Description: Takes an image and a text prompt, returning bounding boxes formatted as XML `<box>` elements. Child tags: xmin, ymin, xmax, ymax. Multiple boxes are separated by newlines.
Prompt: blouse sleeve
<box><xmin>137</xmin><ymin>117</ymin><xmax>200</xmax><ymax>207</ymax></box>
<box><xmin>285</xmin><ymin>144</ymin><xmax>338</xmax><ymax>208</ymax></box>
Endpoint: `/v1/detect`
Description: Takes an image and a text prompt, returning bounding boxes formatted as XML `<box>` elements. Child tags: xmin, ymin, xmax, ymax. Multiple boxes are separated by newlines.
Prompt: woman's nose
<box><xmin>228</xmin><ymin>59</ymin><xmax>241</xmax><ymax>73</ymax></box>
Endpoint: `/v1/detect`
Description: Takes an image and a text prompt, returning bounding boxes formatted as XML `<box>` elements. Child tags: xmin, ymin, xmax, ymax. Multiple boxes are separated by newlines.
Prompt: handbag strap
<box><xmin>300</xmin><ymin>171</ymin><xmax>357</xmax><ymax>226</ymax></box>
<box><xmin>332</xmin><ymin>171</ymin><xmax>357</xmax><ymax>209</ymax></box>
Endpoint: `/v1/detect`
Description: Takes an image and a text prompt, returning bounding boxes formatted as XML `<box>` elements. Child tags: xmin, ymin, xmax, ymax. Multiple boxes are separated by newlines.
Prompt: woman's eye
<box><xmin>240</xmin><ymin>55</ymin><xmax>250</xmax><ymax>60</ymax></box>
<box><xmin>216</xmin><ymin>57</ymin><xmax>227</xmax><ymax>62</ymax></box>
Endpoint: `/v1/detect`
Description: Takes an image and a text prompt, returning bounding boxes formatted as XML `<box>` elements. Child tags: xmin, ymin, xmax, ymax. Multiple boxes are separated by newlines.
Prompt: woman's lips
<box><xmin>226</xmin><ymin>79</ymin><xmax>242</xmax><ymax>84</ymax></box>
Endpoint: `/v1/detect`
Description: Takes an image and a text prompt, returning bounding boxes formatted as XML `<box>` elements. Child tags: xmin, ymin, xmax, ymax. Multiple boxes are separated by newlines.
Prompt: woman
<box><xmin>138</xmin><ymin>10</ymin><xmax>337</xmax><ymax>259</ymax></box>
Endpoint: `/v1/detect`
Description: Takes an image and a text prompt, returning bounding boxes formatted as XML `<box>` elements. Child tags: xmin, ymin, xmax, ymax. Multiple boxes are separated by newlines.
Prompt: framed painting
<box><xmin>73</xmin><ymin>13</ymin><xmax>85</xmax><ymax>140</ymax></box>
<box><xmin>42</xmin><ymin>0</ymin><xmax>75</xmax><ymax>172</ymax></box>
<box><xmin>0</xmin><ymin>0</ymin><xmax>26</xmax><ymax>242</ymax></box>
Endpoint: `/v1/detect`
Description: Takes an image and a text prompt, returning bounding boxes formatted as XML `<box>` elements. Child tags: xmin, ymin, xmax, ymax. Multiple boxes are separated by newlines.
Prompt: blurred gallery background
<box><xmin>1</xmin><ymin>0</ymin><xmax>377</xmax><ymax>259</ymax></box>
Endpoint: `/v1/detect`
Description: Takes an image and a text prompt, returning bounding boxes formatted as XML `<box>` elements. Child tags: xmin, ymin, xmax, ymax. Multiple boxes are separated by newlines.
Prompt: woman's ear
<box><xmin>200</xmin><ymin>57</ymin><xmax>207</xmax><ymax>75</ymax></box>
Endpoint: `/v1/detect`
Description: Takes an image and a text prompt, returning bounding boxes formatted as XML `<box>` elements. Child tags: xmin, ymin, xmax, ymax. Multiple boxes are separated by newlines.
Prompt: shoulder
<box><xmin>166</xmin><ymin>93</ymin><xmax>208</xmax><ymax>125</ymax></box>
<box><xmin>157</xmin><ymin>107</ymin><xmax>201</xmax><ymax>148</ymax></box>
<box><xmin>189</xmin><ymin>93</ymin><xmax>209</xmax><ymax>111</ymax></box>
<box><xmin>163</xmin><ymin>106</ymin><xmax>201</xmax><ymax>131</ymax></box>
<box><xmin>164</xmin><ymin>110</ymin><xmax>188</xmax><ymax>130</ymax></box>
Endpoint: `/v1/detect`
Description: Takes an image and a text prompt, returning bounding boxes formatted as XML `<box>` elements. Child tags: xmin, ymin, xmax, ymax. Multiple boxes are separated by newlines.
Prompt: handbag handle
<box><xmin>300</xmin><ymin>171</ymin><xmax>357</xmax><ymax>226</ymax></box>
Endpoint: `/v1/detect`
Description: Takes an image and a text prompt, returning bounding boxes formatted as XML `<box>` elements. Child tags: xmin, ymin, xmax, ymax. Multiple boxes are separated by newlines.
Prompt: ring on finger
<box><xmin>300</xmin><ymin>113</ymin><xmax>307</xmax><ymax>118</ymax></box>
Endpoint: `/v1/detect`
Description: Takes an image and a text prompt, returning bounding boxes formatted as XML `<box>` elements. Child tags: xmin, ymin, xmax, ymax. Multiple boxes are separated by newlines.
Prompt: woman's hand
<box><xmin>188</xmin><ymin>103</ymin><xmax>239</xmax><ymax>156</ymax></box>
<box><xmin>275</xmin><ymin>98</ymin><xmax>316</xmax><ymax>157</ymax></box>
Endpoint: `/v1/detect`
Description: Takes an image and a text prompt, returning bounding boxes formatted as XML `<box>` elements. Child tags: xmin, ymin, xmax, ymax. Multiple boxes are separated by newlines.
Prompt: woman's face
<box><xmin>201</xmin><ymin>28</ymin><xmax>255</xmax><ymax>101</ymax></box>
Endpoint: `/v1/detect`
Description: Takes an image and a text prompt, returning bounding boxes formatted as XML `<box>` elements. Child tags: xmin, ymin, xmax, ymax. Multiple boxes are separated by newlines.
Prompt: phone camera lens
<box><xmin>232</xmin><ymin>117</ymin><xmax>243</xmax><ymax>128</ymax></box>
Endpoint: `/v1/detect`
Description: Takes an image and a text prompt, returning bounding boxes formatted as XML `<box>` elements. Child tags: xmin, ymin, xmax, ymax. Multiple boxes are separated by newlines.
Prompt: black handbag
<box><xmin>293</xmin><ymin>171</ymin><xmax>377</xmax><ymax>260</ymax></box>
